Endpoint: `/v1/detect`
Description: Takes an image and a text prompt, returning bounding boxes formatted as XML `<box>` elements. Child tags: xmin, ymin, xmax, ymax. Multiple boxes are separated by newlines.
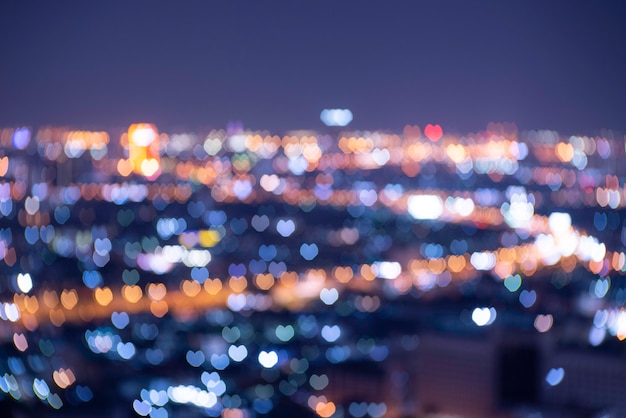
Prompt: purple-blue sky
<box><xmin>1</xmin><ymin>1</ymin><xmax>625</xmax><ymax>134</ymax></box>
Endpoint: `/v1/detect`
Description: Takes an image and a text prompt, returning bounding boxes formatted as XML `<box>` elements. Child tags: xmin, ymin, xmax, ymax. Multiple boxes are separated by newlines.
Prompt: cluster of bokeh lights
<box><xmin>0</xmin><ymin>120</ymin><xmax>625</xmax><ymax>416</ymax></box>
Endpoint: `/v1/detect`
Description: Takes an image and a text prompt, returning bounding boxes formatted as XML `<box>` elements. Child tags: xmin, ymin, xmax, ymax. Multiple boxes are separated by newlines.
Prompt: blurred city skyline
<box><xmin>2</xmin><ymin>3</ymin><xmax>626</xmax><ymax>417</ymax></box>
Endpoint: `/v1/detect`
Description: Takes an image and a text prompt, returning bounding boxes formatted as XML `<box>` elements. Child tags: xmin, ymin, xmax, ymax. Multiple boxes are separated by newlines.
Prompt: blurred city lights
<box><xmin>320</xmin><ymin>109</ymin><xmax>353</xmax><ymax>127</ymax></box>
<box><xmin>0</xmin><ymin>121</ymin><xmax>624</xmax><ymax>417</ymax></box>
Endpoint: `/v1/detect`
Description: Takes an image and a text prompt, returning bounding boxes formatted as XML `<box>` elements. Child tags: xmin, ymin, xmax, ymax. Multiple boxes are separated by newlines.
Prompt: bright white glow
<box><xmin>374</xmin><ymin>261</ymin><xmax>402</xmax><ymax>279</ymax></box>
<box><xmin>472</xmin><ymin>307</ymin><xmax>496</xmax><ymax>326</ymax></box>
<box><xmin>203</xmin><ymin>137</ymin><xmax>223</xmax><ymax>155</ymax></box>
<box><xmin>137</xmin><ymin>253</ymin><xmax>174</xmax><ymax>275</ymax></box>
<box><xmin>228</xmin><ymin>134</ymin><xmax>247</xmax><ymax>153</ymax></box>
<box><xmin>501</xmin><ymin>194</ymin><xmax>534</xmax><ymax>229</ymax></box>
<box><xmin>407</xmin><ymin>195</ymin><xmax>443</xmax><ymax>220</ymax></box>
<box><xmin>591</xmin><ymin>242</ymin><xmax>606</xmax><ymax>263</ymax></box>
<box><xmin>534</xmin><ymin>234</ymin><xmax>561</xmax><ymax>266</ymax></box>
<box><xmin>556</xmin><ymin>231</ymin><xmax>578</xmax><ymax>258</ymax></box>
<box><xmin>137</xmin><ymin>246</ymin><xmax>212</xmax><ymax>273</ymax></box>
<box><xmin>577</xmin><ymin>236</ymin><xmax>595</xmax><ymax>261</ymax></box>
<box><xmin>453</xmin><ymin>197</ymin><xmax>475</xmax><ymax>217</ymax></box>
<box><xmin>131</xmin><ymin>127</ymin><xmax>156</xmax><ymax>146</ymax></box>
<box><xmin>607</xmin><ymin>309</ymin><xmax>626</xmax><ymax>339</ymax></box>
<box><xmin>258</xmin><ymin>351</ymin><xmax>278</xmax><ymax>368</ymax></box>
<box><xmin>577</xmin><ymin>235</ymin><xmax>606</xmax><ymax>263</ymax></box>
<box><xmin>64</xmin><ymin>140</ymin><xmax>87</xmax><ymax>158</ymax></box>
<box><xmin>371</xmin><ymin>148</ymin><xmax>390</xmax><ymax>166</ymax></box>
<box><xmin>320</xmin><ymin>109</ymin><xmax>353</xmax><ymax>127</ymax></box>
<box><xmin>548</xmin><ymin>212</ymin><xmax>571</xmax><ymax>235</ymax></box>
<box><xmin>168</xmin><ymin>385</ymin><xmax>217</xmax><ymax>408</ymax></box>
<box><xmin>470</xmin><ymin>252</ymin><xmax>496</xmax><ymax>270</ymax></box>
<box><xmin>446</xmin><ymin>196</ymin><xmax>475</xmax><ymax>216</ymax></box>
<box><xmin>319</xmin><ymin>288</ymin><xmax>339</xmax><ymax>305</ymax></box>
<box><xmin>17</xmin><ymin>273</ymin><xmax>32</xmax><ymax>293</ymax></box>
<box><xmin>182</xmin><ymin>249</ymin><xmax>212</xmax><ymax>267</ymax></box>
<box><xmin>4</xmin><ymin>303</ymin><xmax>20</xmax><ymax>322</ymax></box>
<box><xmin>140</xmin><ymin>159</ymin><xmax>160</xmax><ymax>177</ymax></box>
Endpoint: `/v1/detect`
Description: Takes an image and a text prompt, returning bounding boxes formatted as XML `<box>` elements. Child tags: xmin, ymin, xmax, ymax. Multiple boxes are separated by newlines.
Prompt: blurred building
<box><xmin>410</xmin><ymin>330</ymin><xmax>624</xmax><ymax>417</ymax></box>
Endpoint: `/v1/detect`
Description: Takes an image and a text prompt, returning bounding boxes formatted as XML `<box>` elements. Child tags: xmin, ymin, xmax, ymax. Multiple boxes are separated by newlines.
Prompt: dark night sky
<box><xmin>1</xmin><ymin>1</ymin><xmax>625</xmax><ymax>134</ymax></box>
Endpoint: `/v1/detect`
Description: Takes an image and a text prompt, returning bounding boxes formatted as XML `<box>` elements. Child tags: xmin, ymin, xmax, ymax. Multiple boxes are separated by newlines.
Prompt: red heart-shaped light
<box><xmin>424</xmin><ymin>124</ymin><xmax>443</xmax><ymax>142</ymax></box>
